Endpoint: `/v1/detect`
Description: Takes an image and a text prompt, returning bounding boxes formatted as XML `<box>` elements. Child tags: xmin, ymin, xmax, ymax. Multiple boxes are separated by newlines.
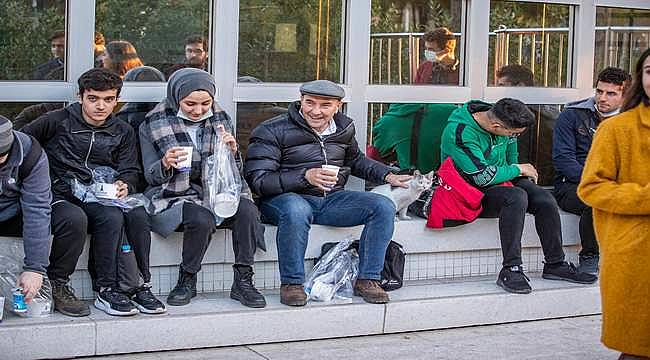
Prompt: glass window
<box><xmin>0</xmin><ymin>102</ymin><xmax>65</xmax><ymax>129</ymax></box>
<box><xmin>95</xmin><ymin>1</ymin><xmax>211</xmax><ymax>81</ymax></box>
<box><xmin>367</xmin><ymin>102</ymin><xmax>560</xmax><ymax>186</ymax></box>
<box><xmin>0</xmin><ymin>1</ymin><xmax>66</xmax><ymax>81</ymax></box>
<box><xmin>594</xmin><ymin>7</ymin><xmax>650</xmax><ymax>84</ymax></box>
<box><xmin>236</xmin><ymin>102</ymin><xmax>289</xmax><ymax>158</ymax></box>
<box><xmin>238</xmin><ymin>0</ymin><xmax>343</xmax><ymax>83</ymax></box>
<box><xmin>369</xmin><ymin>0</ymin><xmax>464</xmax><ymax>85</ymax></box>
<box><xmin>488</xmin><ymin>1</ymin><xmax>572</xmax><ymax>88</ymax></box>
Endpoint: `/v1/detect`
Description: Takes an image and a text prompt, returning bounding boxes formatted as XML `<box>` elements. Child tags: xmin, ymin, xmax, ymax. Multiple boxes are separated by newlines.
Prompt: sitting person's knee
<box><xmin>505</xmin><ymin>187</ymin><xmax>529</xmax><ymax>208</ymax></box>
<box><xmin>184</xmin><ymin>204</ymin><xmax>216</xmax><ymax>231</ymax></box>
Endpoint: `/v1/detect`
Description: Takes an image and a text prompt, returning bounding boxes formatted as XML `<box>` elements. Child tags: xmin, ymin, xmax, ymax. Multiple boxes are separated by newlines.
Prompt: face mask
<box><xmin>424</xmin><ymin>50</ymin><xmax>437</xmax><ymax>62</ymax></box>
<box><xmin>177</xmin><ymin>108</ymin><xmax>213</xmax><ymax>122</ymax></box>
<box><xmin>596</xmin><ymin>107</ymin><xmax>620</xmax><ymax>118</ymax></box>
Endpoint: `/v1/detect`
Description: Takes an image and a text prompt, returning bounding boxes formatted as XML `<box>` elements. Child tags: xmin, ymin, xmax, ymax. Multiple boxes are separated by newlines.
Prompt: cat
<box><xmin>371</xmin><ymin>170</ymin><xmax>434</xmax><ymax>221</ymax></box>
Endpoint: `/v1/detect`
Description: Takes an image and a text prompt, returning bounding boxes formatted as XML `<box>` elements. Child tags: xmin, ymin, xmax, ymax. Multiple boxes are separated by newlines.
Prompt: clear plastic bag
<box><xmin>72</xmin><ymin>166</ymin><xmax>148</xmax><ymax>210</ymax></box>
<box><xmin>203</xmin><ymin>129</ymin><xmax>242</xmax><ymax>221</ymax></box>
<box><xmin>0</xmin><ymin>239</ymin><xmax>53</xmax><ymax>318</ymax></box>
<box><xmin>304</xmin><ymin>238</ymin><xmax>359</xmax><ymax>303</ymax></box>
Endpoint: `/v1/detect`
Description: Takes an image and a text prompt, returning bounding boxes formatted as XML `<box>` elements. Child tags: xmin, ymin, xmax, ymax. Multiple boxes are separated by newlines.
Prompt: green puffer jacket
<box><xmin>440</xmin><ymin>100</ymin><xmax>520</xmax><ymax>188</ymax></box>
<box><xmin>372</xmin><ymin>103</ymin><xmax>458</xmax><ymax>173</ymax></box>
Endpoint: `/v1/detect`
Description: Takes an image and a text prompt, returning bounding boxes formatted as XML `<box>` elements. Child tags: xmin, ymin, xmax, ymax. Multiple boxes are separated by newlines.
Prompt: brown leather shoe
<box><xmin>354</xmin><ymin>279</ymin><xmax>389</xmax><ymax>304</ymax></box>
<box><xmin>280</xmin><ymin>284</ymin><xmax>307</xmax><ymax>306</ymax></box>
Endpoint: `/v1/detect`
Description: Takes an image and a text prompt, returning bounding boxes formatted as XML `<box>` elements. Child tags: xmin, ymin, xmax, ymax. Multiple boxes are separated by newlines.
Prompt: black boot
<box><xmin>230</xmin><ymin>265</ymin><xmax>266</xmax><ymax>308</ymax></box>
<box><xmin>166</xmin><ymin>268</ymin><xmax>197</xmax><ymax>306</ymax></box>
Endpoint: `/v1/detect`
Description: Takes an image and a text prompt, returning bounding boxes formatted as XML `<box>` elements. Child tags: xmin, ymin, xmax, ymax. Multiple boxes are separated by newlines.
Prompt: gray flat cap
<box><xmin>299</xmin><ymin>80</ymin><xmax>345</xmax><ymax>99</ymax></box>
<box><xmin>0</xmin><ymin>115</ymin><xmax>14</xmax><ymax>155</ymax></box>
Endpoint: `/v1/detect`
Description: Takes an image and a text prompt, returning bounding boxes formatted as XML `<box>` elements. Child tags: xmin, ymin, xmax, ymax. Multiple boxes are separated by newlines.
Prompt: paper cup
<box><xmin>321</xmin><ymin>164</ymin><xmax>340</xmax><ymax>190</ymax></box>
<box><xmin>321</xmin><ymin>164</ymin><xmax>340</xmax><ymax>176</ymax></box>
<box><xmin>26</xmin><ymin>298</ymin><xmax>51</xmax><ymax>318</ymax></box>
<box><xmin>94</xmin><ymin>183</ymin><xmax>118</xmax><ymax>199</ymax></box>
<box><xmin>177</xmin><ymin>146</ymin><xmax>194</xmax><ymax>172</ymax></box>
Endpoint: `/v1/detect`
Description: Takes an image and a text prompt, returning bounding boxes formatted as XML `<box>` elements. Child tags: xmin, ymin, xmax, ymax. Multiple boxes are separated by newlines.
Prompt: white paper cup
<box><xmin>321</xmin><ymin>164</ymin><xmax>340</xmax><ymax>189</ymax></box>
<box><xmin>177</xmin><ymin>146</ymin><xmax>194</xmax><ymax>172</ymax></box>
<box><xmin>94</xmin><ymin>183</ymin><xmax>118</xmax><ymax>199</ymax></box>
<box><xmin>26</xmin><ymin>298</ymin><xmax>51</xmax><ymax>318</ymax></box>
<box><xmin>321</xmin><ymin>164</ymin><xmax>340</xmax><ymax>176</ymax></box>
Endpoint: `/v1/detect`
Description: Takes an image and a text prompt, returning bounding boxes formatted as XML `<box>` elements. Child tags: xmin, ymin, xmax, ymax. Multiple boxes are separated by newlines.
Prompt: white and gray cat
<box><xmin>371</xmin><ymin>170</ymin><xmax>434</xmax><ymax>221</ymax></box>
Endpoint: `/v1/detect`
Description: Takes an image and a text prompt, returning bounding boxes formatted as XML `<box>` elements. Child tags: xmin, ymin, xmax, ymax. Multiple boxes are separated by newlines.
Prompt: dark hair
<box><xmin>489</xmin><ymin>98</ymin><xmax>535</xmax><ymax>129</ymax></box>
<box><xmin>597</xmin><ymin>66</ymin><xmax>631</xmax><ymax>89</ymax></box>
<box><xmin>78</xmin><ymin>68</ymin><xmax>123</xmax><ymax>97</ymax></box>
<box><xmin>49</xmin><ymin>30</ymin><xmax>65</xmax><ymax>42</ymax></box>
<box><xmin>496</xmin><ymin>65</ymin><xmax>534</xmax><ymax>86</ymax></box>
<box><xmin>622</xmin><ymin>48</ymin><xmax>650</xmax><ymax>112</ymax></box>
<box><xmin>185</xmin><ymin>34</ymin><xmax>208</xmax><ymax>52</ymax></box>
<box><xmin>422</xmin><ymin>27</ymin><xmax>455</xmax><ymax>50</ymax></box>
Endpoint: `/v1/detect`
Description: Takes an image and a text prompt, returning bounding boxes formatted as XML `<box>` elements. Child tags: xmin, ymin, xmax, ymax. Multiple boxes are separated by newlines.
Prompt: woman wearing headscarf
<box><xmin>578</xmin><ymin>48</ymin><xmax>650</xmax><ymax>359</ymax></box>
<box><xmin>140</xmin><ymin>68</ymin><xmax>266</xmax><ymax>308</ymax></box>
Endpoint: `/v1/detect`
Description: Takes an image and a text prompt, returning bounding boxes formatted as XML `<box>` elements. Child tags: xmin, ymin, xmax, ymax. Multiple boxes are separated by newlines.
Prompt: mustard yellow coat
<box><xmin>578</xmin><ymin>103</ymin><xmax>650</xmax><ymax>356</ymax></box>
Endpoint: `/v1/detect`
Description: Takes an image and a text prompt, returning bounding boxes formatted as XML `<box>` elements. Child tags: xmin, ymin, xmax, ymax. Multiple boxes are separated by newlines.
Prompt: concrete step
<box><xmin>0</xmin><ymin>274</ymin><xmax>601</xmax><ymax>359</ymax></box>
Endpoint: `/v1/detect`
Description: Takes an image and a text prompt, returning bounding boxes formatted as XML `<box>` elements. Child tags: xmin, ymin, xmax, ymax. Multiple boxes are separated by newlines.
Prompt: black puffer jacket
<box><xmin>244</xmin><ymin>101</ymin><xmax>390</xmax><ymax>198</ymax></box>
<box><xmin>21</xmin><ymin>103</ymin><xmax>140</xmax><ymax>199</ymax></box>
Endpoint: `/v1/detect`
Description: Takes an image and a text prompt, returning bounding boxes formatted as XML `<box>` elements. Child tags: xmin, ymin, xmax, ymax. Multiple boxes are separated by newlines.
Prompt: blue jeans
<box><xmin>260</xmin><ymin>190</ymin><xmax>396</xmax><ymax>284</ymax></box>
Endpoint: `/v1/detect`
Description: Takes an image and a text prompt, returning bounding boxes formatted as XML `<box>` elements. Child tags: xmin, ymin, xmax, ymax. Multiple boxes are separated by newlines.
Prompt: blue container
<box><xmin>12</xmin><ymin>288</ymin><xmax>27</xmax><ymax>312</ymax></box>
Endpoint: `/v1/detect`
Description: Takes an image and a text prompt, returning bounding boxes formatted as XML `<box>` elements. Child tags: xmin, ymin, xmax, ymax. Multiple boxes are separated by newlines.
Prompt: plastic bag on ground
<box><xmin>71</xmin><ymin>166</ymin><xmax>148</xmax><ymax>211</ymax></box>
<box><xmin>0</xmin><ymin>239</ymin><xmax>53</xmax><ymax>318</ymax></box>
<box><xmin>304</xmin><ymin>238</ymin><xmax>359</xmax><ymax>303</ymax></box>
<box><xmin>203</xmin><ymin>128</ymin><xmax>242</xmax><ymax>222</ymax></box>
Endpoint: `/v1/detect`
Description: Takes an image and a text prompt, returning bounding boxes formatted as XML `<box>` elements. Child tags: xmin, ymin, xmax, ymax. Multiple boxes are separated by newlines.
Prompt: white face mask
<box><xmin>177</xmin><ymin>108</ymin><xmax>213</xmax><ymax>122</ymax></box>
<box><xmin>424</xmin><ymin>50</ymin><xmax>437</xmax><ymax>62</ymax></box>
<box><xmin>595</xmin><ymin>106</ymin><xmax>620</xmax><ymax>118</ymax></box>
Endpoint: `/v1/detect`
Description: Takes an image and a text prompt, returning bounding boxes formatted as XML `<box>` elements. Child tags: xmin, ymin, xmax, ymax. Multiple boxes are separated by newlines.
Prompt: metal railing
<box><xmin>369</xmin><ymin>26</ymin><xmax>650</xmax><ymax>87</ymax></box>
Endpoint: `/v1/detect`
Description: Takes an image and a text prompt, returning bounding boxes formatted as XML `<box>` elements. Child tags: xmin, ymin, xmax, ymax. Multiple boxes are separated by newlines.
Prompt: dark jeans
<box><xmin>0</xmin><ymin>203</ymin><xmax>87</xmax><ymax>282</ymax></box>
<box><xmin>178</xmin><ymin>199</ymin><xmax>259</xmax><ymax>274</ymax></box>
<box><xmin>259</xmin><ymin>190</ymin><xmax>396</xmax><ymax>284</ymax></box>
<box><xmin>54</xmin><ymin>200</ymin><xmax>145</xmax><ymax>289</ymax></box>
<box><xmin>124</xmin><ymin>206</ymin><xmax>152</xmax><ymax>283</ymax></box>
<box><xmin>480</xmin><ymin>178</ymin><xmax>565</xmax><ymax>268</ymax></box>
<box><xmin>554</xmin><ymin>183</ymin><xmax>598</xmax><ymax>257</ymax></box>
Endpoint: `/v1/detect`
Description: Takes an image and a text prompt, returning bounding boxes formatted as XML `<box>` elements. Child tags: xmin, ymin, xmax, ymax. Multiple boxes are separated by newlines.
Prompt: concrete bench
<box><xmin>0</xmin><ymin>211</ymin><xmax>580</xmax><ymax>299</ymax></box>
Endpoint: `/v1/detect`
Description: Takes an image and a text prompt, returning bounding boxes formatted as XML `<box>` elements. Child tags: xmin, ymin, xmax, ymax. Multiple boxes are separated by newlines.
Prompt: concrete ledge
<box><xmin>16</xmin><ymin>210</ymin><xmax>575</xmax><ymax>270</ymax></box>
<box><xmin>0</xmin><ymin>275</ymin><xmax>600</xmax><ymax>359</ymax></box>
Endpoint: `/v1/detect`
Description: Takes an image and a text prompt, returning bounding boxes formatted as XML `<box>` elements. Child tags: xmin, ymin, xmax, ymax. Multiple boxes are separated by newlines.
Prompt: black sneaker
<box><xmin>131</xmin><ymin>284</ymin><xmax>166</xmax><ymax>314</ymax></box>
<box><xmin>578</xmin><ymin>255</ymin><xmax>599</xmax><ymax>276</ymax></box>
<box><xmin>94</xmin><ymin>288</ymin><xmax>138</xmax><ymax>316</ymax></box>
<box><xmin>542</xmin><ymin>261</ymin><xmax>598</xmax><ymax>284</ymax></box>
<box><xmin>51</xmin><ymin>279</ymin><xmax>91</xmax><ymax>317</ymax></box>
<box><xmin>496</xmin><ymin>266</ymin><xmax>532</xmax><ymax>294</ymax></box>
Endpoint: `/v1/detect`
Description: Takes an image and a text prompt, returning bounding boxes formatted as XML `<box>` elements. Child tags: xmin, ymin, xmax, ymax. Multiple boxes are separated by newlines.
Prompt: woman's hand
<box><xmin>217</xmin><ymin>124</ymin><xmax>238</xmax><ymax>154</ymax></box>
<box><xmin>162</xmin><ymin>147</ymin><xmax>190</xmax><ymax>170</ymax></box>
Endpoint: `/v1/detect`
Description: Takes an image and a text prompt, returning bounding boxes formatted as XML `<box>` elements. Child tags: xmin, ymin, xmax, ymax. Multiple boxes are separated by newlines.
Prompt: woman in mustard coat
<box><xmin>578</xmin><ymin>49</ymin><xmax>650</xmax><ymax>359</ymax></box>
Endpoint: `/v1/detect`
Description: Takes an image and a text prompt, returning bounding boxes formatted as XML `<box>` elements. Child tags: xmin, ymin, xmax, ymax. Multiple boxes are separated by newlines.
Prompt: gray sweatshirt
<box><xmin>0</xmin><ymin>131</ymin><xmax>52</xmax><ymax>274</ymax></box>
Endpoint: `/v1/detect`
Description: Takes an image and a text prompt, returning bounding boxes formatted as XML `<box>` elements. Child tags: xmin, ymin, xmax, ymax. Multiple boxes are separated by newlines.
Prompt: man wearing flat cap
<box><xmin>0</xmin><ymin>115</ymin><xmax>52</xmax><ymax>304</ymax></box>
<box><xmin>245</xmin><ymin>80</ymin><xmax>411</xmax><ymax>306</ymax></box>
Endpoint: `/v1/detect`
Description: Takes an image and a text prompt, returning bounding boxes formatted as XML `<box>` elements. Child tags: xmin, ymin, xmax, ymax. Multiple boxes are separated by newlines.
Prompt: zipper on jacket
<box><xmin>84</xmin><ymin>132</ymin><xmax>96</xmax><ymax>172</ymax></box>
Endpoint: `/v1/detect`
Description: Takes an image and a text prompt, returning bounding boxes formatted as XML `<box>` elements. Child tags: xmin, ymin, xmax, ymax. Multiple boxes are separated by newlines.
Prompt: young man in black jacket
<box><xmin>23</xmin><ymin>68</ymin><xmax>164</xmax><ymax>316</ymax></box>
<box><xmin>552</xmin><ymin>67</ymin><xmax>630</xmax><ymax>276</ymax></box>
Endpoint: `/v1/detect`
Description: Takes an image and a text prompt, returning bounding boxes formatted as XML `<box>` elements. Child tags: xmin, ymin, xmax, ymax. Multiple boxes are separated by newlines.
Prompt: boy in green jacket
<box><xmin>440</xmin><ymin>98</ymin><xmax>597</xmax><ymax>294</ymax></box>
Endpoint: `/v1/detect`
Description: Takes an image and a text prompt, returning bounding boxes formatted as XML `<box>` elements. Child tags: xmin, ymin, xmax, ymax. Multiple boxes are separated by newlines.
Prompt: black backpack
<box><xmin>317</xmin><ymin>240</ymin><xmax>406</xmax><ymax>291</ymax></box>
